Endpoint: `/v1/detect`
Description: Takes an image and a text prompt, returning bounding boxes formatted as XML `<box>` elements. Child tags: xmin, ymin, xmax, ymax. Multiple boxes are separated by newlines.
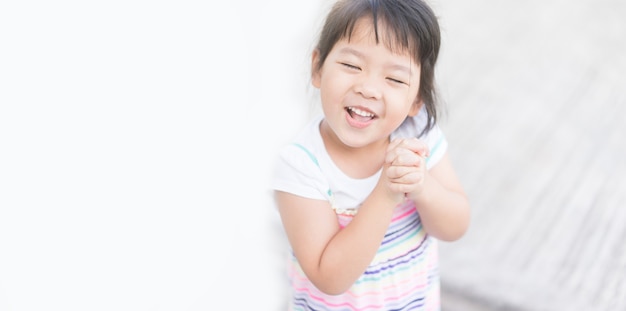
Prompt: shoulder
<box><xmin>270</xmin><ymin>115</ymin><xmax>330</xmax><ymax>200</ymax></box>
<box><xmin>276</xmin><ymin>115</ymin><xmax>324</xmax><ymax>168</ymax></box>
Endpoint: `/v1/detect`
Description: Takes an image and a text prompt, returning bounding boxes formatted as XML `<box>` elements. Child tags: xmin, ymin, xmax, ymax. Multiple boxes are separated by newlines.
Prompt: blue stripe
<box><xmin>426</xmin><ymin>135</ymin><xmax>444</xmax><ymax>166</ymax></box>
<box><xmin>292</xmin><ymin>143</ymin><xmax>333</xmax><ymax>199</ymax></box>
<box><xmin>292</xmin><ymin>143</ymin><xmax>320</xmax><ymax>167</ymax></box>
<box><xmin>384</xmin><ymin>217</ymin><xmax>419</xmax><ymax>242</ymax></box>
<box><xmin>378</xmin><ymin>224</ymin><xmax>423</xmax><ymax>254</ymax></box>
<box><xmin>364</xmin><ymin>235</ymin><xmax>429</xmax><ymax>276</ymax></box>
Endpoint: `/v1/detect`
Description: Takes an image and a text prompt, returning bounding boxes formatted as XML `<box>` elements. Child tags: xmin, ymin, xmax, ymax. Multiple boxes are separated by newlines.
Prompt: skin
<box><xmin>275</xmin><ymin>17</ymin><xmax>471</xmax><ymax>295</ymax></box>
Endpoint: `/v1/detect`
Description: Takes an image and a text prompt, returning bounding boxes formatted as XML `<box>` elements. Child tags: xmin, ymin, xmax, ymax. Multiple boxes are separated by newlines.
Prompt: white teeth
<box><xmin>348</xmin><ymin>107</ymin><xmax>374</xmax><ymax>117</ymax></box>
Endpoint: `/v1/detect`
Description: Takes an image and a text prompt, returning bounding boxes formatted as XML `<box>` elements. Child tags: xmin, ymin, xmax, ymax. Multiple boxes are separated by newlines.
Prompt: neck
<box><xmin>319</xmin><ymin>121</ymin><xmax>388</xmax><ymax>179</ymax></box>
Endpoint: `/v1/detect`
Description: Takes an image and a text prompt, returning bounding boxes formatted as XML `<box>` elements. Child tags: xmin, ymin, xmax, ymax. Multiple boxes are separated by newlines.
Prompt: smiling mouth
<box><xmin>346</xmin><ymin>106</ymin><xmax>376</xmax><ymax>121</ymax></box>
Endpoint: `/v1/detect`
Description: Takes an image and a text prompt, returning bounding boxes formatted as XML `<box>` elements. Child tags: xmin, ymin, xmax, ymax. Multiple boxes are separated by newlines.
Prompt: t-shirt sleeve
<box><xmin>422</xmin><ymin>124</ymin><xmax>448</xmax><ymax>170</ymax></box>
<box><xmin>270</xmin><ymin>144</ymin><xmax>330</xmax><ymax>201</ymax></box>
<box><xmin>392</xmin><ymin>113</ymin><xmax>449</xmax><ymax>170</ymax></box>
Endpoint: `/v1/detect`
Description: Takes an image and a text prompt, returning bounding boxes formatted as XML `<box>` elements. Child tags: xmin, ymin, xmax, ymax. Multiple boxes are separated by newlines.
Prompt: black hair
<box><xmin>314</xmin><ymin>0</ymin><xmax>441</xmax><ymax>136</ymax></box>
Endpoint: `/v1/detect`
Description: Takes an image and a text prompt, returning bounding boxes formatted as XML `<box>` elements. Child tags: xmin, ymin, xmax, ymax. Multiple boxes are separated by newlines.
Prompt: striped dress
<box><xmin>272</xmin><ymin>111</ymin><xmax>446</xmax><ymax>310</ymax></box>
<box><xmin>287</xmin><ymin>199</ymin><xmax>440</xmax><ymax>311</ymax></box>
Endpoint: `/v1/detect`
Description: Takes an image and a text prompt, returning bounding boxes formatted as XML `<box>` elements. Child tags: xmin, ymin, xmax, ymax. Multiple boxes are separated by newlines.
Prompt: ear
<box><xmin>311</xmin><ymin>49</ymin><xmax>322</xmax><ymax>89</ymax></box>
<box><xmin>408</xmin><ymin>97</ymin><xmax>423</xmax><ymax>117</ymax></box>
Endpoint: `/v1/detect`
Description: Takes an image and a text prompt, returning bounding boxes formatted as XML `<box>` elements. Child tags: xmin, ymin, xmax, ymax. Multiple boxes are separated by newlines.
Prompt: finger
<box><xmin>386</xmin><ymin>165</ymin><xmax>422</xmax><ymax>182</ymax></box>
<box><xmin>386</xmin><ymin>165</ymin><xmax>411</xmax><ymax>179</ymax></box>
<box><xmin>400</xmin><ymin>138</ymin><xmax>430</xmax><ymax>158</ymax></box>
<box><xmin>395</xmin><ymin>171</ymin><xmax>423</xmax><ymax>184</ymax></box>
<box><xmin>388</xmin><ymin>138</ymin><xmax>404</xmax><ymax>152</ymax></box>
<box><xmin>391</xmin><ymin>149</ymin><xmax>424</xmax><ymax>167</ymax></box>
<box><xmin>386</xmin><ymin>138</ymin><xmax>417</xmax><ymax>162</ymax></box>
<box><xmin>385</xmin><ymin>139</ymin><xmax>404</xmax><ymax>164</ymax></box>
<box><xmin>387</xmin><ymin>179</ymin><xmax>421</xmax><ymax>194</ymax></box>
<box><xmin>396</xmin><ymin>173</ymin><xmax>423</xmax><ymax>185</ymax></box>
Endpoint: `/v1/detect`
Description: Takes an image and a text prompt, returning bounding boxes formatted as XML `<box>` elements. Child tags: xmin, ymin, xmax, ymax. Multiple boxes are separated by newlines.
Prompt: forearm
<box><xmin>314</xmin><ymin>187</ymin><xmax>400</xmax><ymax>295</ymax></box>
<box><xmin>410</xmin><ymin>171</ymin><xmax>470</xmax><ymax>241</ymax></box>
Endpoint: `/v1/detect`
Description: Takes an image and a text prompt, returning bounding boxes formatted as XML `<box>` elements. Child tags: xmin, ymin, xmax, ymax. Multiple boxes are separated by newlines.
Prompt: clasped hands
<box><xmin>380</xmin><ymin>138</ymin><xmax>429</xmax><ymax>202</ymax></box>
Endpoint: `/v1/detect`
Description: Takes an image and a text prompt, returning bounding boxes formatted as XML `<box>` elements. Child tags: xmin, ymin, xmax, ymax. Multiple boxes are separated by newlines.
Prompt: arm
<box><xmin>385</xmin><ymin>139</ymin><xmax>470</xmax><ymax>241</ymax></box>
<box><xmin>275</xmin><ymin>162</ymin><xmax>404</xmax><ymax>295</ymax></box>
<box><xmin>410</xmin><ymin>152</ymin><xmax>471</xmax><ymax>241</ymax></box>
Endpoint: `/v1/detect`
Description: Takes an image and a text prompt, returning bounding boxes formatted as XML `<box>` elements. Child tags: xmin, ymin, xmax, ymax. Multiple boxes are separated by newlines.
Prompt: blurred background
<box><xmin>434</xmin><ymin>1</ymin><xmax>626</xmax><ymax>310</ymax></box>
<box><xmin>1</xmin><ymin>0</ymin><xmax>624</xmax><ymax>310</ymax></box>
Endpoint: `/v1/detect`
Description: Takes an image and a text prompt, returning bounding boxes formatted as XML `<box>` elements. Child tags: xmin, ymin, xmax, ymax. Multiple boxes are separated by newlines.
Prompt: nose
<box><xmin>354</xmin><ymin>74</ymin><xmax>382</xmax><ymax>99</ymax></box>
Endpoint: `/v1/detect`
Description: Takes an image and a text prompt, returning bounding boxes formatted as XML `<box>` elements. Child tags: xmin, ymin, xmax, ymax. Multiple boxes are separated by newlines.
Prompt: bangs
<box><xmin>333</xmin><ymin>0</ymin><xmax>427</xmax><ymax>63</ymax></box>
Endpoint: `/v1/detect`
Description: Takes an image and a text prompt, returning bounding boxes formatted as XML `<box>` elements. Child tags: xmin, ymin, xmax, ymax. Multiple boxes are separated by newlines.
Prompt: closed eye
<box><xmin>340</xmin><ymin>62</ymin><xmax>361</xmax><ymax>71</ymax></box>
<box><xmin>387</xmin><ymin>77</ymin><xmax>408</xmax><ymax>85</ymax></box>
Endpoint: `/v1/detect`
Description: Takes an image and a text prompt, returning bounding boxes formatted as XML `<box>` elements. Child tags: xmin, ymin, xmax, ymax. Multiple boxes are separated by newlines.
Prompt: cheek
<box><xmin>386</xmin><ymin>95</ymin><xmax>417</xmax><ymax>120</ymax></box>
<box><xmin>320</xmin><ymin>75</ymin><xmax>349</xmax><ymax>100</ymax></box>
<box><xmin>319</xmin><ymin>83</ymin><xmax>341</xmax><ymax>112</ymax></box>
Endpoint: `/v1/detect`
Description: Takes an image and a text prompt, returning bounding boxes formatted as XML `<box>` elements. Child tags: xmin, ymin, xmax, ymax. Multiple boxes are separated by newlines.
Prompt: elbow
<box><xmin>433</xmin><ymin>207</ymin><xmax>471</xmax><ymax>242</ymax></box>
<box><xmin>300</xmin><ymin>262</ymin><xmax>356</xmax><ymax>296</ymax></box>
<box><xmin>310</xmin><ymin>278</ymin><xmax>353</xmax><ymax>296</ymax></box>
<box><xmin>320</xmin><ymin>288</ymin><xmax>349</xmax><ymax>296</ymax></box>
<box><xmin>437</xmin><ymin>225</ymin><xmax>468</xmax><ymax>242</ymax></box>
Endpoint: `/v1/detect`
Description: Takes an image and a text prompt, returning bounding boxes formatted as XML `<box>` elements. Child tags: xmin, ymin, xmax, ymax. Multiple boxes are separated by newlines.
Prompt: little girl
<box><xmin>271</xmin><ymin>0</ymin><xmax>471</xmax><ymax>309</ymax></box>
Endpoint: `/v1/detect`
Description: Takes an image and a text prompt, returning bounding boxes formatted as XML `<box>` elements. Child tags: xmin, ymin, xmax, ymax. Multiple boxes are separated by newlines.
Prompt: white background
<box><xmin>0</xmin><ymin>1</ymin><xmax>333</xmax><ymax>310</ymax></box>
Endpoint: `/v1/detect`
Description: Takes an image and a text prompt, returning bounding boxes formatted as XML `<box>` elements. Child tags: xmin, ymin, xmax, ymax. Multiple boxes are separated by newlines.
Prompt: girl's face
<box><xmin>312</xmin><ymin>17</ymin><xmax>421</xmax><ymax>149</ymax></box>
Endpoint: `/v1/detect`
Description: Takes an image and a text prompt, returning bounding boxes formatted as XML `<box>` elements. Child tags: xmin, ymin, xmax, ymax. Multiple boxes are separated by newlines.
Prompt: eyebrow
<box><xmin>388</xmin><ymin>63</ymin><xmax>412</xmax><ymax>76</ymax></box>
<box><xmin>338</xmin><ymin>47</ymin><xmax>413</xmax><ymax>75</ymax></box>
<box><xmin>338</xmin><ymin>47</ymin><xmax>365</xmax><ymax>59</ymax></box>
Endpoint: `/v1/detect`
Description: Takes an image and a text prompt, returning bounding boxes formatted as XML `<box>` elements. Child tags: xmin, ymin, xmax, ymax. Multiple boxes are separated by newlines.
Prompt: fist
<box><xmin>383</xmin><ymin>138</ymin><xmax>429</xmax><ymax>196</ymax></box>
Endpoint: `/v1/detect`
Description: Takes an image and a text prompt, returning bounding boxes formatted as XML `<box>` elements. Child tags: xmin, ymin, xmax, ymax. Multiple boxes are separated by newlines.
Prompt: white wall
<box><xmin>0</xmin><ymin>1</ymin><xmax>330</xmax><ymax>310</ymax></box>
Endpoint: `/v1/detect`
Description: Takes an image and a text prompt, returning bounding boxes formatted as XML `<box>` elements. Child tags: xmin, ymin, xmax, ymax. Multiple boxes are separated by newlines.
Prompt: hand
<box><xmin>382</xmin><ymin>138</ymin><xmax>429</xmax><ymax>198</ymax></box>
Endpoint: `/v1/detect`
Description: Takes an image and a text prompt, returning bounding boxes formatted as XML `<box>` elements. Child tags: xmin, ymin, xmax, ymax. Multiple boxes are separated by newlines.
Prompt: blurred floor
<box><xmin>433</xmin><ymin>0</ymin><xmax>626</xmax><ymax>310</ymax></box>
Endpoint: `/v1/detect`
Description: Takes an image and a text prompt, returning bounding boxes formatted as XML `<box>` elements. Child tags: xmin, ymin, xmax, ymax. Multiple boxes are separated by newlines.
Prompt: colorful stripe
<box><xmin>292</xmin><ymin>143</ymin><xmax>320</xmax><ymax>167</ymax></box>
<box><xmin>287</xmin><ymin>199</ymin><xmax>440</xmax><ymax>310</ymax></box>
<box><xmin>425</xmin><ymin>134</ymin><xmax>445</xmax><ymax>167</ymax></box>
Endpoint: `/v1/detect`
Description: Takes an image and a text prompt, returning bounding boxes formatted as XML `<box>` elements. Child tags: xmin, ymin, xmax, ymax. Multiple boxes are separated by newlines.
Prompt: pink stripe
<box><xmin>391</xmin><ymin>208</ymin><xmax>414</xmax><ymax>222</ymax></box>
<box><xmin>290</xmin><ymin>265</ymin><xmax>428</xmax><ymax>300</ymax></box>
<box><xmin>292</xmin><ymin>281</ymin><xmax>429</xmax><ymax>309</ymax></box>
<box><xmin>292</xmin><ymin>285</ymin><xmax>383</xmax><ymax>309</ymax></box>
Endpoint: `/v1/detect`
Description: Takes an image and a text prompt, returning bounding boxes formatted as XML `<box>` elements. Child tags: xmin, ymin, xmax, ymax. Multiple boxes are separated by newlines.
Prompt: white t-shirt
<box><xmin>271</xmin><ymin>109</ymin><xmax>448</xmax><ymax>212</ymax></box>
